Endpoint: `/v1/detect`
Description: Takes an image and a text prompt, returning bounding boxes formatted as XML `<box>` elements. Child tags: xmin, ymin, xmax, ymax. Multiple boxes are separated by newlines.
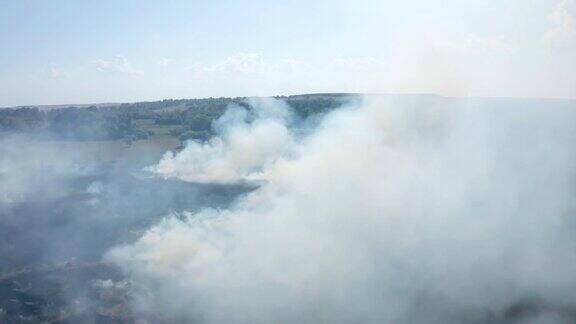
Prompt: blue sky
<box><xmin>0</xmin><ymin>0</ymin><xmax>574</xmax><ymax>106</ymax></box>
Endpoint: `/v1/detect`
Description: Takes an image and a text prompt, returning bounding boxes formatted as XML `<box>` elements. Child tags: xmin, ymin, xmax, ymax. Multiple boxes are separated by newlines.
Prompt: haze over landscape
<box><xmin>1</xmin><ymin>1</ymin><xmax>576</xmax><ymax>323</ymax></box>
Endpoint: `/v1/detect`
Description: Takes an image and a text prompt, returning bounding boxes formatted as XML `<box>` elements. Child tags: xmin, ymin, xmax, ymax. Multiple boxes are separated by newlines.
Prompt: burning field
<box><xmin>1</xmin><ymin>95</ymin><xmax>576</xmax><ymax>323</ymax></box>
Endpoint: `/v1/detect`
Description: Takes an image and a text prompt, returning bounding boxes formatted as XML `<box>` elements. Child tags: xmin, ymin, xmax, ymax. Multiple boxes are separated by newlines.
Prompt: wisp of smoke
<box><xmin>108</xmin><ymin>96</ymin><xmax>576</xmax><ymax>323</ymax></box>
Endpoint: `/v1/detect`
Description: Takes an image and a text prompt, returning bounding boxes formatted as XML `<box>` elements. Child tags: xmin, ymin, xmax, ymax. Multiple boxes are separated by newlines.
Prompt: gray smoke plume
<box><xmin>107</xmin><ymin>95</ymin><xmax>576</xmax><ymax>323</ymax></box>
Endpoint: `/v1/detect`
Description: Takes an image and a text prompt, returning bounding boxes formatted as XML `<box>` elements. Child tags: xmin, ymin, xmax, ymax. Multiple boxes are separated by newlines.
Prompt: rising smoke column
<box><xmin>108</xmin><ymin>96</ymin><xmax>576</xmax><ymax>324</ymax></box>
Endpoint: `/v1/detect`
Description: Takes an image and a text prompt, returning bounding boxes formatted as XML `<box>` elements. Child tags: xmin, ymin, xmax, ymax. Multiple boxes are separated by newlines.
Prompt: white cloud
<box><xmin>187</xmin><ymin>53</ymin><xmax>273</xmax><ymax>77</ymax></box>
<box><xmin>32</xmin><ymin>64</ymin><xmax>70</xmax><ymax>81</ymax></box>
<box><xmin>93</xmin><ymin>55</ymin><xmax>143</xmax><ymax>75</ymax></box>
<box><xmin>47</xmin><ymin>66</ymin><xmax>68</xmax><ymax>79</ymax></box>
<box><xmin>545</xmin><ymin>0</ymin><xmax>576</xmax><ymax>47</ymax></box>
<box><xmin>158</xmin><ymin>58</ymin><xmax>172</xmax><ymax>67</ymax></box>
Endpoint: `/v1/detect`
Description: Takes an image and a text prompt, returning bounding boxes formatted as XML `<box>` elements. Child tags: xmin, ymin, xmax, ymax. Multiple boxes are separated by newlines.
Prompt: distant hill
<box><xmin>1</xmin><ymin>93</ymin><xmax>574</xmax><ymax>143</ymax></box>
<box><xmin>0</xmin><ymin>94</ymin><xmax>357</xmax><ymax>142</ymax></box>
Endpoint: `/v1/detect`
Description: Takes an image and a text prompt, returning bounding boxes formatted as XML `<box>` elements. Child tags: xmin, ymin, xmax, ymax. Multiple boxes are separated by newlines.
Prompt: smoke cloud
<box><xmin>149</xmin><ymin>97</ymin><xmax>297</xmax><ymax>184</ymax></box>
<box><xmin>108</xmin><ymin>96</ymin><xmax>576</xmax><ymax>323</ymax></box>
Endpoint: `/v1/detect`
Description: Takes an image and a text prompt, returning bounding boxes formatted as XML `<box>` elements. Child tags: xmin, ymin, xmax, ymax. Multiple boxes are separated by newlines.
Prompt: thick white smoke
<box><xmin>108</xmin><ymin>96</ymin><xmax>576</xmax><ymax>323</ymax></box>
<box><xmin>148</xmin><ymin>97</ymin><xmax>295</xmax><ymax>184</ymax></box>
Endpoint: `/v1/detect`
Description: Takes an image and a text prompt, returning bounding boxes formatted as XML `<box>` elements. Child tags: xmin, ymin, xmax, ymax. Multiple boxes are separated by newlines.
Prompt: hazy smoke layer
<box><xmin>108</xmin><ymin>96</ymin><xmax>576</xmax><ymax>323</ymax></box>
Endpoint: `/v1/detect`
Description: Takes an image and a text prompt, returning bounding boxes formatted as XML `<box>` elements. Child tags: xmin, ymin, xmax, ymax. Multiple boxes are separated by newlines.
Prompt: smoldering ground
<box><xmin>0</xmin><ymin>135</ymin><xmax>252</xmax><ymax>270</ymax></box>
<box><xmin>0</xmin><ymin>132</ymin><xmax>254</xmax><ymax>321</ymax></box>
<box><xmin>108</xmin><ymin>95</ymin><xmax>576</xmax><ymax>324</ymax></box>
<box><xmin>1</xmin><ymin>95</ymin><xmax>576</xmax><ymax>323</ymax></box>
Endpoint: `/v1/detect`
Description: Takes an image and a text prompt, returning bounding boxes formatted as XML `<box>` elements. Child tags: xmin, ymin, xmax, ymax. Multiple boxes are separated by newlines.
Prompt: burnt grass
<box><xmin>0</xmin><ymin>160</ymin><xmax>254</xmax><ymax>323</ymax></box>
